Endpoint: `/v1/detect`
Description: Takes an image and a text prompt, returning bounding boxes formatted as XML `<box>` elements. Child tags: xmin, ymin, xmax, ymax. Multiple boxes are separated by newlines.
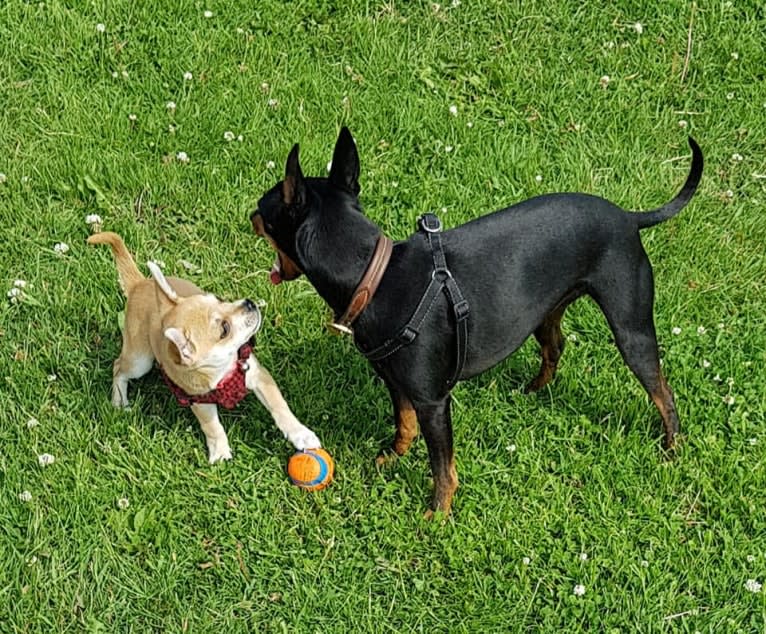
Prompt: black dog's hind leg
<box><xmin>376</xmin><ymin>379</ymin><xmax>419</xmax><ymax>466</ymax></box>
<box><xmin>415</xmin><ymin>395</ymin><xmax>458</xmax><ymax>518</ymax></box>
<box><xmin>593</xmin><ymin>258</ymin><xmax>680</xmax><ymax>450</ymax></box>
<box><xmin>526</xmin><ymin>302</ymin><xmax>570</xmax><ymax>393</ymax></box>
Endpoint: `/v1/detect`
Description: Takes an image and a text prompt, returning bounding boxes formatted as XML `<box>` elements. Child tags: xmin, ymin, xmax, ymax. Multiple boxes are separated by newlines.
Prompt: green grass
<box><xmin>1</xmin><ymin>0</ymin><xmax>765</xmax><ymax>631</ymax></box>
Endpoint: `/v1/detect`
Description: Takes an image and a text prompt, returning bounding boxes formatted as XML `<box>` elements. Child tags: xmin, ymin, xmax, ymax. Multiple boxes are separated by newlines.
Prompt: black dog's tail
<box><xmin>633</xmin><ymin>137</ymin><xmax>703</xmax><ymax>230</ymax></box>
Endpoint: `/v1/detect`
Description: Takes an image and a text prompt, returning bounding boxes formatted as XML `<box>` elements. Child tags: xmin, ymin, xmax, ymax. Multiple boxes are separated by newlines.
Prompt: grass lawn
<box><xmin>1</xmin><ymin>0</ymin><xmax>765</xmax><ymax>630</ymax></box>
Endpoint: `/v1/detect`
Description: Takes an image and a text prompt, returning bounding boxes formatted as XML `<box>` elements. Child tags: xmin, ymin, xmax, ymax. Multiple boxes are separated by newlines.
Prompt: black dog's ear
<box><xmin>329</xmin><ymin>126</ymin><xmax>360</xmax><ymax>196</ymax></box>
<box><xmin>282</xmin><ymin>144</ymin><xmax>306</xmax><ymax>207</ymax></box>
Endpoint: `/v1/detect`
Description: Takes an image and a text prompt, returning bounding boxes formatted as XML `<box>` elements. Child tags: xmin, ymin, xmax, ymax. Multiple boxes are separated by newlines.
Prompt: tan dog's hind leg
<box><xmin>112</xmin><ymin>351</ymin><xmax>153</xmax><ymax>408</ymax></box>
<box><xmin>246</xmin><ymin>357</ymin><xmax>321</xmax><ymax>450</ymax></box>
<box><xmin>190</xmin><ymin>403</ymin><xmax>233</xmax><ymax>463</ymax></box>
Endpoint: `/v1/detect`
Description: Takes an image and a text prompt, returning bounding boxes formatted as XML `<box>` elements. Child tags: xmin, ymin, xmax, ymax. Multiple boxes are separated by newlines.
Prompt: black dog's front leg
<box><xmin>415</xmin><ymin>395</ymin><xmax>459</xmax><ymax>517</ymax></box>
<box><xmin>376</xmin><ymin>378</ymin><xmax>419</xmax><ymax>466</ymax></box>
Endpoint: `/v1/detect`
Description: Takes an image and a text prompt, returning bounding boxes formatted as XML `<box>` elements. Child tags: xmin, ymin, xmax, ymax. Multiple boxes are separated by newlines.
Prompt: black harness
<box><xmin>361</xmin><ymin>213</ymin><xmax>470</xmax><ymax>390</ymax></box>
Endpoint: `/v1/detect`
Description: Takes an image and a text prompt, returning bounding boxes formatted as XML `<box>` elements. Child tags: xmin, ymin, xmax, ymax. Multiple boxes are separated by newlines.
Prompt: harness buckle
<box><xmin>400</xmin><ymin>326</ymin><xmax>418</xmax><ymax>344</ymax></box>
<box><xmin>418</xmin><ymin>214</ymin><xmax>442</xmax><ymax>233</ymax></box>
<box><xmin>453</xmin><ymin>299</ymin><xmax>470</xmax><ymax>322</ymax></box>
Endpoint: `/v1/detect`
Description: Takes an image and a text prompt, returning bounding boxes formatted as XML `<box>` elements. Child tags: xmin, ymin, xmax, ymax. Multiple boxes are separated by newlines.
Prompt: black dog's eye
<box><xmin>220</xmin><ymin>321</ymin><xmax>230</xmax><ymax>339</ymax></box>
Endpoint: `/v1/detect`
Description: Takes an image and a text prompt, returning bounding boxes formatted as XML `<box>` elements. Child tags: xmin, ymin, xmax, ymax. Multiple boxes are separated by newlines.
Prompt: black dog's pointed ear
<box><xmin>282</xmin><ymin>144</ymin><xmax>305</xmax><ymax>206</ymax></box>
<box><xmin>328</xmin><ymin>127</ymin><xmax>360</xmax><ymax>196</ymax></box>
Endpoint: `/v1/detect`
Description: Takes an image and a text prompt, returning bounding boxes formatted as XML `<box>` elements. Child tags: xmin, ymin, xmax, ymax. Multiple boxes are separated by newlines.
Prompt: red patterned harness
<box><xmin>160</xmin><ymin>341</ymin><xmax>253</xmax><ymax>409</ymax></box>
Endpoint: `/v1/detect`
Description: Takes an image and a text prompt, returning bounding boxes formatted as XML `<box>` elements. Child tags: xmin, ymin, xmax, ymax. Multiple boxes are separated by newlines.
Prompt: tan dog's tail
<box><xmin>87</xmin><ymin>231</ymin><xmax>144</xmax><ymax>295</ymax></box>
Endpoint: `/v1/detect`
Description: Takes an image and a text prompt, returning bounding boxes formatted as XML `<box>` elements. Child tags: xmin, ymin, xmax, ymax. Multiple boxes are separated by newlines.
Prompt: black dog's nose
<box><xmin>243</xmin><ymin>298</ymin><xmax>257</xmax><ymax>312</ymax></box>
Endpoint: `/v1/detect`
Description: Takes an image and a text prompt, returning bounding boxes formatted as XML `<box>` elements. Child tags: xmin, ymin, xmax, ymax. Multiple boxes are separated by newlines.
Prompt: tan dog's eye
<box><xmin>220</xmin><ymin>321</ymin><xmax>230</xmax><ymax>339</ymax></box>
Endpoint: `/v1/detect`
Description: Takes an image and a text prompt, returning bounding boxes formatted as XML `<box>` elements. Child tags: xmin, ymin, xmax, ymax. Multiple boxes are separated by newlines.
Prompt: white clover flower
<box><xmin>203</xmin><ymin>9</ymin><xmax>213</xmax><ymax>18</ymax></box>
<box><xmin>747</xmin><ymin>555</ymin><xmax>756</xmax><ymax>563</ymax></box>
<box><xmin>183</xmin><ymin>71</ymin><xmax>193</xmax><ymax>81</ymax></box>
<box><xmin>19</xmin><ymin>490</ymin><xmax>33</xmax><ymax>502</ymax></box>
<box><xmin>27</xmin><ymin>556</ymin><xmax>38</xmax><ymax>566</ymax></box>
<box><xmin>54</xmin><ymin>242</ymin><xmax>69</xmax><ymax>254</ymax></box>
<box><xmin>535</xmin><ymin>174</ymin><xmax>543</xmax><ymax>183</ymax></box>
<box><xmin>237</xmin><ymin>134</ymin><xmax>243</xmax><ymax>142</ymax></box>
<box><xmin>117</xmin><ymin>497</ymin><xmax>130</xmax><ymax>510</ymax></box>
<box><xmin>732</xmin><ymin>153</ymin><xmax>743</xmax><ymax>162</ymax></box>
<box><xmin>599</xmin><ymin>75</ymin><xmax>610</xmax><ymax>88</ymax></box>
<box><xmin>85</xmin><ymin>213</ymin><xmax>102</xmax><ymax>226</ymax></box>
<box><xmin>727</xmin><ymin>376</ymin><xmax>734</xmax><ymax>386</ymax></box>
<box><xmin>633</xmin><ymin>22</ymin><xmax>643</xmax><ymax>34</ymax></box>
<box><xmin>236</xmin><ymin>27</ymin><xmax>245</xmax><ymax>34</ymax></box>
<box><xmin>713</xmin><ymin>374</ymin><xmax>722</xmax><ymax>382</ymax></box>
<box><xmin>38</xmin><ymin>453</ymin><xmax>55</xmax><ymax>467</ymax></box>
<box><xmin>449</xmin><ymin>104</ymin><xmax>458</xmax><ymax>116</ymax></box>
<box><xmin>166</xmin><ymin>101</ymin><xmax>176</xmax><ymax>111</ymax></box>
<box><xmin>702</xmin><ymin>359</ymin><xmax>711</xmax><ymax>368</ymax></box>
<box><xmin>697</xmin><ymin>325</ymin><xmax>706</xmax><ymax>335</ymax></box>
<box><xmin>717</xmin><ymin>322</ymin><xmax>725</xmax><ymax>329</ymax></box>
<box><xmin>121</xmin><ymin>70</ymin><xmax>129</xmax><ymax>78</ymax></box>
<box><xmin>14</xmin><ymin>279</ymin><xmax>27</xmax><ymax>288</ymax></box>
<box><xmin>223</xmin><ymin>130</ymin><xmax>235</xmax><ymax>142</ymax></box>
<box><xmin>671</xmin><ymin>326</ymin><xmax>681</xmax><ymax>335</ymax></box>
<box><xmin>260</xmin><ymin>81</ymin><xmax>270</xmax><ymax>92</ymax></box>
<box><xmin>745</xmin><ymin>579</ymin><xmax>762</xmax><ymax>593</ymax></box>
<box><xmin>522</xmin><ymin>557</ymin><xmax>531</xmax><ymax>565</ymax></box>
<box><xmin>26</xmin><ymin>417</ymin><xmax>39</xmax><ymax>429</ymax></box>
<box><xmin>0</xmin><ymin>173</ymin><xmax>6</xmax><ymax>184</ymax></box>
<box><xmin>731</xmin><ymin>51</ymin><xmax>739</xmax><ymax>60</ymax></box>
<box><xmin>111</xmin><ymin>71</ymin><xmax>119</xmax><ymax>78</ymax></box>
<box><xmin>748</xmin><ymin>438</ymin><xmax>758</xmax><ymax>445</ymax></box>
<box><xmin>176</xmin><ymin>151</ymin><xmax>189</xmax><ymax>163</ymax></box>
<box><xmin>507</xmin><ymin>444</ymin><xmax>516</xmax><ymax>453</ymax></box>
<box><xmin>678</xmin><ymin>120</ymin><xmax>688</xmax><ymax>129</ymax></box>
<box><xmin>567</xmin><ymin>333</ymin><xmax>577</xmax><ymax>342</ymax></box>
<box><xmin>267</xmin><ymin>98</ymin><xmax>279</xmax><ymax>108</ymax></box>
<box><xmin>725</xmin><ymin>190</ymin><xmax>734</xmax><ymax>199</ymax></box>
<box><xmin>641</xmin><ymin>560</ymin><xmax>649</xmax><ymax>567</ymax></box>
<box><xmin>726</xmin><ymin>92</ymin><xmax>735</xmax><ymax>100</ymax></box>
<box><xmin>467</xmin><ymin>121</ymin><xmax>474</xmax><ymax>128</ymax></box>
<box><xmin>573</xmin><ymin>584</ymin><xmax>586</xmax><ymax>596</ymax></box>
<box><xmin>579</xmin><ymin>552</ymin><xmax>588</xmax><ymax>562</ymax></box>
<box><xmin>266</xmin><ymin>160</ymin><xmax>276</xmax><ymax>169</ymax></box>
<box><xmin>128</xmin><ymin>113</ymin><xmax>137</xmax><ymax>122</ymax></box>
<box><xmin>723</xmin><ymin>395</ymin><xmax>735</xmax><ymax>406</ymax></box>
<box><xmin>445</xmin><ymin>145</ymin><xmax>453</xmax><ymax>153</ymax></box>
<box><xmin>96</xmin><ymin>23</ymin><xmax>106</xmax><ymax>33</ymax></box>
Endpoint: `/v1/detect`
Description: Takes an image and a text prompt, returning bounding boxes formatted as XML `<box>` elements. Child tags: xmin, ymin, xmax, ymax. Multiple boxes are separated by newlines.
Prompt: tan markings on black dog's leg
<box><xmin>649</xmin><ymin>373</ymin><xmax>680</xmax><ymax>450</ymax></box>
<box><xmin>526</xmin><ymin>304</ymin><xmax>568</xmax><ymax>393</ymax></box>
<box><xmin>393</xmin><ymin>401</ymin><xmax>418</xmax><ymax>455</ymax></box>
<box><xmin>376</xmin><ymin>381</ymin><xmax>419</xmax><ymax>466</ymax></box>
<box><xmin>416</xmin><ymin>396</ymin><xmax>459</xmax><ymax>518</ymax></box>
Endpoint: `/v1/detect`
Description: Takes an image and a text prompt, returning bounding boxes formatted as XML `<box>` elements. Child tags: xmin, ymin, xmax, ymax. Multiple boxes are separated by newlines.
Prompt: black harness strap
<box><xmin>363</xmin><ymin>213</ymin><xmax>470</xmax><ymax>390</ymax></box>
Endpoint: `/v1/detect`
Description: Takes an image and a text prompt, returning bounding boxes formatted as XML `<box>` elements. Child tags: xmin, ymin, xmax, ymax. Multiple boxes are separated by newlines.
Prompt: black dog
<box><xmin>252</xmin><ymin>127</ymin><xmax>702</xmax><ymax>516</ymax></box>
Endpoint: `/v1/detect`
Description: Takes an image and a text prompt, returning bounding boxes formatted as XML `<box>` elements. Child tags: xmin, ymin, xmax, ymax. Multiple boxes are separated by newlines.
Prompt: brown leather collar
<box><xmin>330</xmin><ymin>234</ymin><xmax>393</xmax><ymax>334</ymax></box>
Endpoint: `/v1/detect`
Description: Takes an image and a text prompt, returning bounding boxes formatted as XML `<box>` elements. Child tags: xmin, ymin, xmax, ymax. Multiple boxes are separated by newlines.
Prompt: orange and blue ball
<box><xmin>287</xmin><ymin>448</ymin><xmax>334</xmax><ymax>491</ymax></box>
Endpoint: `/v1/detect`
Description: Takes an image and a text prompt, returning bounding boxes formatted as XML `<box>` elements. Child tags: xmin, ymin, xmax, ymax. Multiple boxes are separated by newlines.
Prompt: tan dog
<box><xmin>88</xmin><ymin>231</ymin><xmax>320</xmax><ymax>462</ymax></box>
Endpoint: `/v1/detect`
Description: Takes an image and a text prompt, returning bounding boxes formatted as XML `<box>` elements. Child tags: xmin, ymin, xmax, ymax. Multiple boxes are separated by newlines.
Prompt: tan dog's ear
<box><xmin>147</xmin><ymin>261</ymin><xmax>179</xmax><ymax>303</ymax></box>
<box><xmin>164</xmin><ymin>327</ymin><xmax>195</xmax><ymax>366</ymax></box>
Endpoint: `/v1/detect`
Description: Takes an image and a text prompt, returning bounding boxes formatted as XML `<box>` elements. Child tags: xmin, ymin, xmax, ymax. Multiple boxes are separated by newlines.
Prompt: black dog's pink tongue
<box><xmin>270</xmin><ymin>265</ymin><xmax>282</xmax><ymax>285</ymax></box>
